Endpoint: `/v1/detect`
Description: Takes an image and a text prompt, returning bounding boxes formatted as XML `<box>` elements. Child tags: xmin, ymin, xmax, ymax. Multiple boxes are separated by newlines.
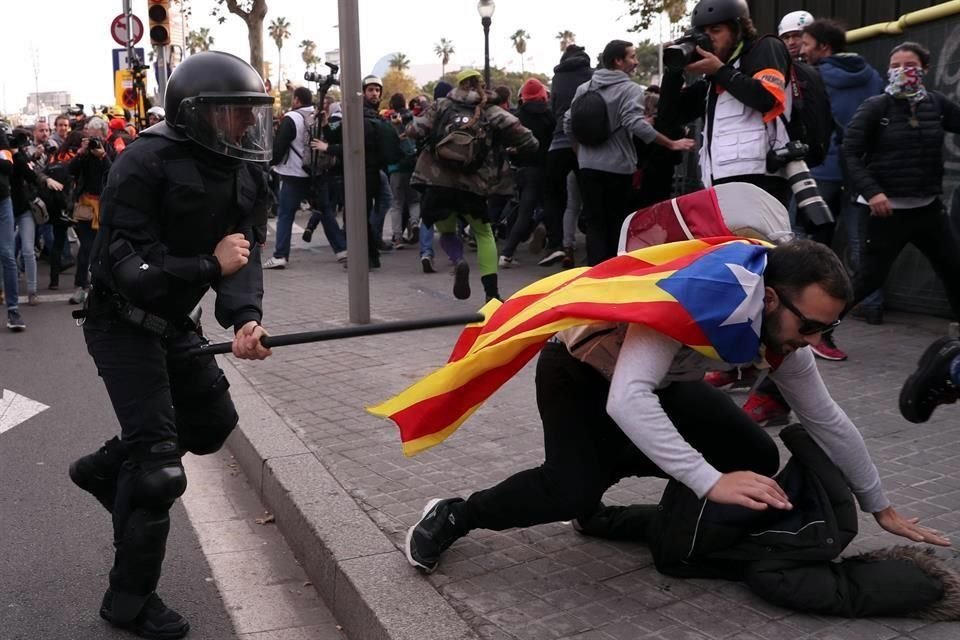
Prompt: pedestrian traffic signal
<box><xmin>148</xmin><ymin>0</ymin><xmax>171</xmax><ymax>46</ymax></box>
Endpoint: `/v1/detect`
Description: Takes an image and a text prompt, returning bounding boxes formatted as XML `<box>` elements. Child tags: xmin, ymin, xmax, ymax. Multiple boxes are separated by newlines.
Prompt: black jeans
<box><xmin>460</xmin><ymin>343</ymin><xmax>779</xmax><ymax>531</ymax></box>
<box><xmin>542</xmin><ymin>148</ymin><xmax>578</xmax><ymax>251</ymax></box>
<box><xmin>853</xmin><ymin>199</ymin><xmax>960</xmax><ymax>318</ymax></box>
<box><xmin>578</xmin><ymin>169</ymin><xmax>636</xmax><ymax>266</ymax></box>
<box><xmin>501</xmin><ymin>166</ymin><xmax>545</xmax><ymax>258</ymax></box>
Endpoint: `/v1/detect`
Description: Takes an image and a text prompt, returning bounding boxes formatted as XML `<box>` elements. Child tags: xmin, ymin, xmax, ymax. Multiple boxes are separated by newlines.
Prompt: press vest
<box><xmin>273</xmin><ymin>107</ymin><xmax>313</xmax><ymax>178</ymax></box>
<box><xmin>700</xmin><ymin>58</ymin><xmax>792</xmax><ymax>186</ymax></box>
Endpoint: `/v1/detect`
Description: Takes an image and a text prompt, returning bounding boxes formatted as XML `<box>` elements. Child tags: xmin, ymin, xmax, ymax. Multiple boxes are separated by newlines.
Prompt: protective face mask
<box><xmin>885</xmin><ymin>66</ymin><xmax>927</xmax><ymax>103</ymax></box>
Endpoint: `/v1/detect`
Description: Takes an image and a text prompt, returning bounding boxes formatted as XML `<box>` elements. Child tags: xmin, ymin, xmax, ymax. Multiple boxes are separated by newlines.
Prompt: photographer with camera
<box><xmin>662</xmin><ymin>0</ymin><xmax>818</xmax><ymax>425</ymax></box>
<box><xmin>660</xmin><ymin>0</ymin><xmax>793</xmax><ymax>204</ymax></box>
<box><xmin>264</xmin><ymin>86</ymin><xmax>319</xmax><ymax>270</ymax></box>
<box><xmin>67</xmin><ymin>116</ymin><xmax>112</xmax><ymax>305</ymax></box>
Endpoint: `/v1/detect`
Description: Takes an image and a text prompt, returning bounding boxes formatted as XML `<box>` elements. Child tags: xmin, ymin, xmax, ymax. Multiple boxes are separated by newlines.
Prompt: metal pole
<box><xmin>156</xmin><ymin>46</ymin><xmax>168</xmax><ymax>105</ymax></box>
<box><xmin>482</xmin><ymin>17</ymin><xmax>492</xmax><ymax>88</ymax></box>
<box><xmin>177</xmin><ymin>313</ymin><xmax>485</xmax><ymax>359</ymax></box>
<box><xmin>337</xmin><ymin>0</ymin><xmax>370</xmax><ymax>324</ymax></box>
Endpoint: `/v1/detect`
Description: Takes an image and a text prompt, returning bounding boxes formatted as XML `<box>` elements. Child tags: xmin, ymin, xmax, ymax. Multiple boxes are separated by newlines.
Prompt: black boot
<box><xmin>100</xmin><ymin>589</ymin><xmax>190</xmax><ymax>640</ymax></box>
<box><xmin>69</xmin><ymin>437</ymin><xmax>128</xmax><ymax>512</ymax></box>
<box><xmin>481</xmin><ymin>273</ymin><xmax>501</xmax><ymax>303</ymax></box>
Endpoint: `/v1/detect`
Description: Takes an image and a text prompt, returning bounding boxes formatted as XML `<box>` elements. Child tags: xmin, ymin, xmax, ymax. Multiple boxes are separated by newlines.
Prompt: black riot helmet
<box><xmin>164</xmin><ymin>51</ymin><xmax>275</xmax><ymax>162</ymax></box>
<box><xmin>691</xmin><ymin>0</ymin><xmax>750</xmax><ymax>29</ymax></box>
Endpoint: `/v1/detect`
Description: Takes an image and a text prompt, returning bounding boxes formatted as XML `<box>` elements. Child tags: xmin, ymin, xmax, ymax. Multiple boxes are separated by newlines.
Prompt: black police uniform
<box><xmin>77</xmin><ymin>121</ymin><xmax>269</xmax><ymax>624</ymax></box>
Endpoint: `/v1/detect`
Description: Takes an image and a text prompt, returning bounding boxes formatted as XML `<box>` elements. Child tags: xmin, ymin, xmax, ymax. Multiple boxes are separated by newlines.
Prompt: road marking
<box><xmin>0</xmin><ymin>389</ymin><xmax>49</xmax><ymax>435</ymax></box>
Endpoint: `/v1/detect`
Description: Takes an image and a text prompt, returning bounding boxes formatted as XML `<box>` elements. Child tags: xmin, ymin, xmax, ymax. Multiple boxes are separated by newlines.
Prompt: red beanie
<box><xmin>109</xmin><ymin>117</ymin><xmax>126</xmax><ymax>132</ymax></box>
<box><xmin>520</xmin><ymin>78</ymin><xmax>548</xmax><ymax>103</ymax></box>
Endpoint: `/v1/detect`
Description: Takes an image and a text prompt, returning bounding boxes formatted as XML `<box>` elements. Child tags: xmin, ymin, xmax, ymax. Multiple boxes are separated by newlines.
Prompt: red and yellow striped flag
<box><xmin>368</xmin><ymin>237</ymin><xmax>769</xmax><ymax>456</ymax></box>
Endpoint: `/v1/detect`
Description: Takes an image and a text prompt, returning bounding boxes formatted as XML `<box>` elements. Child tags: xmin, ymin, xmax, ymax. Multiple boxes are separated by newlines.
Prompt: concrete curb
<box><xmin>220</xmin><ymin>357</ymin><xmax>477</xmax><ymax>640</ymax></box>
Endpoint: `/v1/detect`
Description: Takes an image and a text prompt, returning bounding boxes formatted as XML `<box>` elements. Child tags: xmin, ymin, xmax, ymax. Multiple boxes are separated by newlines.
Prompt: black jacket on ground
<box><xmin>842</xmin><ymin>91</ymin><xmax>960</xmax><ymax>200</ymax></box>
<box><xmin>549</xmin><ymin>47</ymin><xmax>594</xmax><ymax>136</ymax></box>
<box><xmin>583</xmin><ymin>426</ymin><xmax>957</xmax><ymax>619</ymax></box>
<box><xmin>89</xmin><ymin>124</ymin><xmax>270</xmax><ymax>331</ymax></box>
<box><xmin>514</xmin><ymin>100</ymin><xmax>555</xmax><ymax>167</ymax></box>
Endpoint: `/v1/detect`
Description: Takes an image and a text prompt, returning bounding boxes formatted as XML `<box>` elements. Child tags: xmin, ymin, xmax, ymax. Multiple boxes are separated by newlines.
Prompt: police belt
<box><xmin>72</xmin><ymin>288</ymin><xmax>199</xmax><ymax>337</ymax></box>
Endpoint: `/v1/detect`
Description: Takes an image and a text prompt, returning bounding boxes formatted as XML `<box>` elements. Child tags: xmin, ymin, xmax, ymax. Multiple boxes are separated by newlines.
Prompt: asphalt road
<box><xmin>0</xmin><ymin>301</ymin><xmax>236</xmax><ymax>640</ymax></box>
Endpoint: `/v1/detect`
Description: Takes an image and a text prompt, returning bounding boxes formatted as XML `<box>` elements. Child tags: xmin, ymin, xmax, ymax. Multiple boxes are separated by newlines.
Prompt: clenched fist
<box><xmin>214</xmin><ymin>233</ymin><xmax>250</xmax><ymax>276</ymax></box>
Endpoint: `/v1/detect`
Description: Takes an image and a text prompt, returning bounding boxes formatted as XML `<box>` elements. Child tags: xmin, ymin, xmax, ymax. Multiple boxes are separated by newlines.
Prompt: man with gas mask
<box><xmin>68</xmin><ymin>51</ymin><xmax>274</xmax><ymax>639</ymax></box>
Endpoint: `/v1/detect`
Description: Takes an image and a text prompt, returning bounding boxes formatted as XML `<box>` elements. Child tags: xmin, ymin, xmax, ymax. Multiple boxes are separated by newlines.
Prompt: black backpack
<box><xmin>783</xmin><ymin>60</ymin><xmax>834</xmax><ymax>168</ymax></box>
<box><xmin>569</xmin><ymin>80</ymin><xmax>621</xmax><ymax>146</ymax></box>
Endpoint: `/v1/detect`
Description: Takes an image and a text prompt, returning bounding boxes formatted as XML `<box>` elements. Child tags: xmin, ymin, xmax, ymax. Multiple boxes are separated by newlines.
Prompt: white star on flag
<box><xmin>719</xmin><ymin>262</ymin><xmax>765</xmax><ymax>337</ymax></box>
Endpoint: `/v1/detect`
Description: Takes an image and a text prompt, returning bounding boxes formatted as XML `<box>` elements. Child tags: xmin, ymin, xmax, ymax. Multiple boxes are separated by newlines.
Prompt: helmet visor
<box><xmin>179</xmin><ymin>99</ymin><xmax>274</xmax><ymax>162</ymax></box>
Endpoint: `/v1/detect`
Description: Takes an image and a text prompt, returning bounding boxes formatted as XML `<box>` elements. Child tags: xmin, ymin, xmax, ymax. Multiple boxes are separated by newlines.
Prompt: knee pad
<box><xmin>136</xmin><ymin>462</ymin><xmax>187</xmax><ymax>509</ymax></box>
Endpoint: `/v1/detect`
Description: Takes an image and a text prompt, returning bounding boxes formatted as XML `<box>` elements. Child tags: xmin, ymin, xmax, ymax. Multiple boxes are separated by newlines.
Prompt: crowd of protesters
<box><xmin>4</xmin><ymin>12</ymin><xmax>960</xmax><ymax>437</ymax></box>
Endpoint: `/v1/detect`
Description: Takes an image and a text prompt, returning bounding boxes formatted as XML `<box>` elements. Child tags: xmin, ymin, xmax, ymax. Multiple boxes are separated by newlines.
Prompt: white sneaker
<box><xmin>335</xmin><ymin>251</ymin><xmax>348</xmax><ymax>263</ymax></box>
<box><xmin>263</xmin><ymin>256</ymin><xmax>288</xmax><ymax>269</ymax></box>
<box><xmin>498</xmin><ymin>255</ymin><xmax>516</xmax><ymax>268</ymax></box>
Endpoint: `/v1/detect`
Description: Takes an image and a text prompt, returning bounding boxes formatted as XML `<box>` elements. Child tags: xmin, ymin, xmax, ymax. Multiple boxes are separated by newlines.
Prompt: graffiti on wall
<box><xmin>936</xmin><ymin>23</ymin><xmax>960</xmax><ymax>193</ymax></box>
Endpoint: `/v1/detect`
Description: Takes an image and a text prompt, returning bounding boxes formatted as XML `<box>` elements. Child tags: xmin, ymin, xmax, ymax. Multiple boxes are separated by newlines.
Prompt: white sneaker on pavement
<box><xmin>335</xmin><ymin>251</ymin><xmax>348</xmax><ymax>263</ymax></box>
<box><xmin>263</xmin><ymin>256</ymin><xmax>288</xmax><ymax>269</ymax></box>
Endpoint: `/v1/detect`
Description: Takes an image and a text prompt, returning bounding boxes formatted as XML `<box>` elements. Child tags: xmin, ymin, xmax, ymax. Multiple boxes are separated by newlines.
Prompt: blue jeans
<box><xmin>305</xmin><ymin>175</ymin><xmax>347</xmax><ymax>254</ymax></box>
<box><xmin>419</xmin><ymin>221</ymin><xmax>434</xmax><ymax>258</ymax></box>
<box><xmin>369</xmin><ymin>170</ymin><xmax>391</xmax><ymax>242</ymax></box>
<box><xmin>0</xmin><ymin>197</ymin><xmax>19</xmax><ymax>310</ymax></box>
<box><xmin>15</xmin><ymin>211</ymin><xmax>38</xmax><ymax>295</ymax></box>
<box><xmin>274</xmin><ymin>175</ymin><xmax>310</xmax><ymax>259</ymax></box>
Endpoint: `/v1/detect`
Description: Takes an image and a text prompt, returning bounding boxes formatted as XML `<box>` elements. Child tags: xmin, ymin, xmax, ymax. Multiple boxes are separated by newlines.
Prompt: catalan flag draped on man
<box><xmin>369</xmin><ymin>237</ymin><xmax>771</xmax><ymax>456</ymax></box>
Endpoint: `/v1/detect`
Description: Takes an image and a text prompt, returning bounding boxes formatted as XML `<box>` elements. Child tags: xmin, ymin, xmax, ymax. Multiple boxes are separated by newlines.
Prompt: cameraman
<box><xmin>660</xmin><ymin>0</ymin><xmax>792</xmax><ymax>206</ymax></box>
<box><xmin>661</xmin><ymin>0</ymin><xmax>796</xmax><ymax>427</ymax></box>
<box><xmin>265</xmin><ymin>87</ymin><xmax>315</xmax><ymax>270</ymax></box>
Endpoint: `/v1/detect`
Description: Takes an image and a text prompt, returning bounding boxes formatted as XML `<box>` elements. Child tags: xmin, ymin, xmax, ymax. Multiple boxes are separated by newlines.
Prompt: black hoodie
<box><xmin>550</xmin><ymin>46</ymin><xmax>594</xmax><ymax>137</ymax></box>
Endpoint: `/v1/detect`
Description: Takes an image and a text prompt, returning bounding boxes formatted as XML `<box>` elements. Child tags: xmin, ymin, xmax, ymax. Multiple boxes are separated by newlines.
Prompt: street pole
<box><xmin>482</xmin><ymin>17</ymin><xmax>492</xmax><ymax>89</ymax></box>
<box><xmin>337</xmin><ymin>0</ymin><xmax>371</xmax><ymax>324</ymax></box>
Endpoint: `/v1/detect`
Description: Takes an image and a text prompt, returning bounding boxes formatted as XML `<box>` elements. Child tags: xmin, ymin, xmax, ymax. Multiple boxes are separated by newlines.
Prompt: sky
<box><xmin>0</xmin><ymin>0</ymin><xmax>676</xmax><ymax>114</ymax></box>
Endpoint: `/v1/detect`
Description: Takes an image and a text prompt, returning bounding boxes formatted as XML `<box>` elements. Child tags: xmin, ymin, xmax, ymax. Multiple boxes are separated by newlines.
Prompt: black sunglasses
<box><xmin>774</xmin><ymin>289</ymin><xmax>841</xmax><ymax>336</ymax></box>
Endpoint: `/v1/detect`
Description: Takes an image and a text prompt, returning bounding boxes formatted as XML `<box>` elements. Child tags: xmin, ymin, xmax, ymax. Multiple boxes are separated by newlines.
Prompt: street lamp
<box><xmin>477</xmin><ymin>0</ymin><xmax>495</xmax><ymax>88</ymax></box>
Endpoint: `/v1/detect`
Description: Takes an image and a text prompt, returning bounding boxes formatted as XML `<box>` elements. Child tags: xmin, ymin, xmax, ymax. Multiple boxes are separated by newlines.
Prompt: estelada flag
<box><xmin>369</xmin><ymin>237</ymin><xmax>770</xmax><ymax>456</ymax></box>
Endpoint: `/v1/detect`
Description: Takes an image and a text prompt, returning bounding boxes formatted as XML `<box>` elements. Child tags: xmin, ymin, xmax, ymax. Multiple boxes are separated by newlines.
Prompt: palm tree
<box><xmin>185</xmin><ymin>28</ymin><xmax>214</xmax><ymax>55</ymax></box>
<box><xmin>389</xmin><ymin>52</ymin><xmax>411</xmax><ymax>73</ymax></box>
<box><xmin>510</xmin><ymin>29</ymin><xmax>530</xmax><ymax>73</ymax></box>
<box><xmin>434</xmin><ymin>38</ymin><xmax>455</xmax><ymax>78</ymax></box>
<box><xmin>556</xmin><ymin>30</ymin><xmax>576</xmax><ymax>51</ymax></box>
<box><xmin>299</xmin><ymin>39</ymin><xmax>320</xmax><ymax>71</ymax></box>
<box><xmin>268</xmin><ymin>16</ymin><xmax>291</xmax><ymax>90</ymax></box>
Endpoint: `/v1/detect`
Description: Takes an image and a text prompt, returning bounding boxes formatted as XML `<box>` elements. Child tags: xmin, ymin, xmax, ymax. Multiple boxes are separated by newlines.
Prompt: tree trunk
<box><xmin>277</xmin><ymin>46</ymin><xmax>282</xmax><ymax>89</ymax></box>
<box><xmin>247</xmin><ymin>14</ymin><xmax>265</xmax><ymax>78</ymax></box>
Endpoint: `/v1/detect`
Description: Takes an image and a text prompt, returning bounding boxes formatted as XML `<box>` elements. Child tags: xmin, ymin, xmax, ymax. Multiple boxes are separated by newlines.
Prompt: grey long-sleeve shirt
<box><xmin>565</xmin><ymin>323</ymin><xmax>889</xmax><ymax>513</ymax></box>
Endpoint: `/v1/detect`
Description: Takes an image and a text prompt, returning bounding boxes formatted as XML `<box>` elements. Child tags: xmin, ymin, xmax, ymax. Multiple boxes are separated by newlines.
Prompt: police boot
<box><xmin>100</xmin><ymin>589</ymin><xmax>190</xmax><ymax>640</ymax></box>
<box><xmin>69</xmin><ymin>436</ymin><xmax>128</xmax><ymax>512</ymax></box>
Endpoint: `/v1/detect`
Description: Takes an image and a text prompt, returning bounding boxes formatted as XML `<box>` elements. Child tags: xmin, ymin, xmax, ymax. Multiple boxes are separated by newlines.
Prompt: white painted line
<box><xmin>0</xmin><ymin>389</ymin><xmax>49</xmax><ymax>435</ymax></box>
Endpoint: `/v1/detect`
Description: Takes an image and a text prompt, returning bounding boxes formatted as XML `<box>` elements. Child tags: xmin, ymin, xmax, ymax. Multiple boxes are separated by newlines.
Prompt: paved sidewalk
<box><xmin>216</xmin><ymin>215</ymin><xmax>960</xmax><ymax>640</ymax></box>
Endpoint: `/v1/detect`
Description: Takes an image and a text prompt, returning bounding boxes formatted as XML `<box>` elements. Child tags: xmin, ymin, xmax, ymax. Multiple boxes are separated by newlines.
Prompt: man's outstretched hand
<box><xmin>874</xmin><ymin>506</ymin><xmax>951</xmax><ymax>546</ymax></box>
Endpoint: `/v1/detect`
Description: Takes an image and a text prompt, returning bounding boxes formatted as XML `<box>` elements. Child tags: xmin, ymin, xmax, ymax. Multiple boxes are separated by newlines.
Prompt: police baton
<box><xmin>178</xmin><ymin>313</ymin><xmax>485</xmax><ymax>358</ymax></box>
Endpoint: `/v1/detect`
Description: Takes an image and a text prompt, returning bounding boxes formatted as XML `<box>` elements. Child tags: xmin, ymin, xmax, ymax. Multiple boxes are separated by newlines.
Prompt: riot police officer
<box><xmin>68</xmin><ymin>51</ymin><xmax>274</xmax><ymax>639</ymax></box>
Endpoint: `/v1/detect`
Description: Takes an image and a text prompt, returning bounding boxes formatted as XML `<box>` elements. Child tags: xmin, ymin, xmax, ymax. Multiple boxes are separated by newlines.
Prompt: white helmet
<box><xmin>147</xmin><ymin>106</ymin><xmax>165</xmax><ymax>118</ymax></box>
<box><xmin>778</xmin><ymin>10</ymin><xmax>814</xmax><ymax>36</ymax></box>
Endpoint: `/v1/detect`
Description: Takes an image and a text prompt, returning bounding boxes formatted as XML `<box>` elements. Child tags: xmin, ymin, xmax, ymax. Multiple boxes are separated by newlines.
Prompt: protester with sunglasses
<box><xmin>406</xmin><ymin>238</ymin><xmax>946</xmax><ymax>576</ymax></box>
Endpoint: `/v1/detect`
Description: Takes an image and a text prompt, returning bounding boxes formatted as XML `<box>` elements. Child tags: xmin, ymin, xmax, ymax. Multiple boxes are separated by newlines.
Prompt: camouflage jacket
<box><xmin>407</xmin><ymin>88</ymin><xmax>537</xmax><ymax>196</ymax></box>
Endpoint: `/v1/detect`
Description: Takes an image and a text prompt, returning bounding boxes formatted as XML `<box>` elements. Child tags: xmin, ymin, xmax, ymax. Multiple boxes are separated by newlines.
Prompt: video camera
<box><xmin>663</xmin><ymin>29</ymin><xmax>713</xmax><ymax>70</ymax></box>
<box><xmin>304</xmin><ymin>61</ymin><xmax>340</xmax><ymax>91</ymax></box>
<box><xmin>766</xmin><ymin>140</ymin><xmax>834</xmax><ymax>227</ymax></box>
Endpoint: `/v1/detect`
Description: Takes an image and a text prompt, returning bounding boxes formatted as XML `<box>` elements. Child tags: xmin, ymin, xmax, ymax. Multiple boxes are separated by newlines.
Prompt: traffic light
<box><xmin>148</xmin><ymin>0</ymin><xmax>171</xmax><ymax>46</ymax></box>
